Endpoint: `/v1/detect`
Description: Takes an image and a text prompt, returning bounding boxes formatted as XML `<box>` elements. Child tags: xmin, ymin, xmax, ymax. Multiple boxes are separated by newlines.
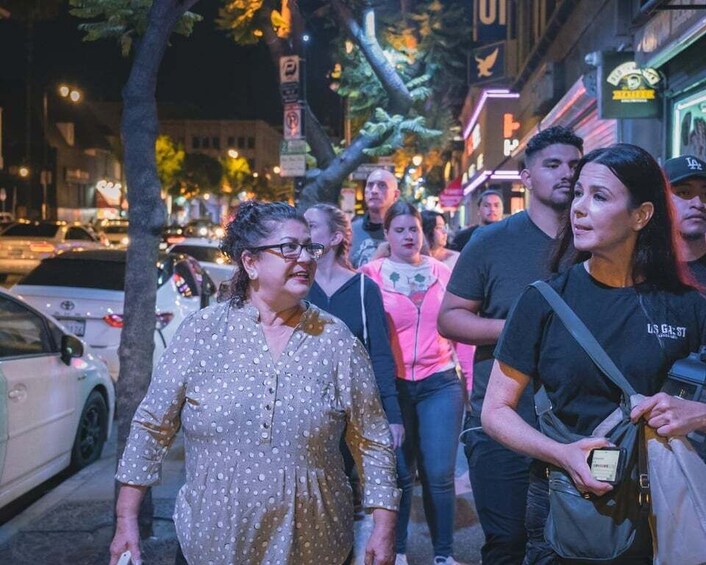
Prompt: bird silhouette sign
<box><xmin>476</xmin><ymin>48</ymin><xmax>499</xmax><ymax>77</ymax></box>
<box><xmin>471</xmin><ymin>41</ymin><xmax>505</xmax><ymax>84</ymax></box>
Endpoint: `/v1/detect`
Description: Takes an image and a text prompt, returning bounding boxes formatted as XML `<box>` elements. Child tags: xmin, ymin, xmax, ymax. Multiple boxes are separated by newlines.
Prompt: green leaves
<box><xmin>360</xmin><ymin>111</ymin><xmax>441</xmax><ymax>157</ymax></box>
<box><xmin>69</xmin><ymin>0</ymin><xmax>202</xmax><ymax>55</ymax></box>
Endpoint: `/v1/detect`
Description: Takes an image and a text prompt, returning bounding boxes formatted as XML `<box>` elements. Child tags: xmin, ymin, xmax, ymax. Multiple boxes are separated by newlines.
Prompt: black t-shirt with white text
<box><xmin>495</xmin><ymin>264</ymin><xmax>706</xmax><ymax>436</ymax></box>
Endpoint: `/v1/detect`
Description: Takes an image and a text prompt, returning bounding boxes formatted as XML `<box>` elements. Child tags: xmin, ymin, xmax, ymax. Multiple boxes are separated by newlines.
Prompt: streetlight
<box><xmin>227</xmin><ymin>149</ymin><xmax>239</xmax><ymax>159</ymax></box>
<box><xmin>42</xmin><ymin>84</ymin><xmax>82</xmax><ymax>219</ymax></box>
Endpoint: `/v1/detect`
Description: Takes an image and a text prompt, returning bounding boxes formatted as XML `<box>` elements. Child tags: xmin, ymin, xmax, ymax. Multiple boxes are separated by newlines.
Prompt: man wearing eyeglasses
<box><xmin>350</xmin><ymin>169</ymin><xmax>400</xmax><ymax>268</ymax></box>
<box><xmin>664</xmin><ymin>154</ymin><xmax>706</xmax><ymax>287</ymax></box>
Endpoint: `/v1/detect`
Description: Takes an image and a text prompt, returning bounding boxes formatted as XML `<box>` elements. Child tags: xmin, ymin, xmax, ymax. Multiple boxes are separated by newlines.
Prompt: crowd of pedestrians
<box><xmin>109</xmin><ymin>132</ymin><xmax>706</xmax><ymax>565</ymax></box>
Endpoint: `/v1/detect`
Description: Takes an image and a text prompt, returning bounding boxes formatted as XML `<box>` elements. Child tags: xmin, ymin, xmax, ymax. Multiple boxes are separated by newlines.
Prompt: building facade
<box><xmin>159</xmin><ymin>119</ymin><xmax>282</xmax><ymax>175</ymax></box>
<box><xmin>457</xmin><ymin>0</ymin><xmax>706</xmax><ymax>223</ymax></box>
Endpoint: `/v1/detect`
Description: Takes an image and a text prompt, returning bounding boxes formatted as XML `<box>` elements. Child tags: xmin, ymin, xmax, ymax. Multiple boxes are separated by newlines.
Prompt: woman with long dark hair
<box><xmin>421</xmin><ymin>211</ymin><xmax>460</xmax><ymax>269</ymax></box>
<box><xmin>482</xmin><ymin>144</ymin><xmax>706</xmax><ymax>563</ymax></box>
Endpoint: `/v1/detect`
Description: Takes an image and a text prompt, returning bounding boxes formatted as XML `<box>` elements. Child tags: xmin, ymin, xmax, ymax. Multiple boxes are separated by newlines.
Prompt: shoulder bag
<box><xmin>531</xmin><ymin>281</ymin><xmax>650</xmax><ymax>562</ymax></box>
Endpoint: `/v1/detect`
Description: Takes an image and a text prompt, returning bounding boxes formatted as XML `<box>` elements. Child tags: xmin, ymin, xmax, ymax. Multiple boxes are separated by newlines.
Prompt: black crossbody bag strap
<box><xmin>531</xmin><ymin>281</ymin><xmax>650</xmax><ymax>504</ymax></box>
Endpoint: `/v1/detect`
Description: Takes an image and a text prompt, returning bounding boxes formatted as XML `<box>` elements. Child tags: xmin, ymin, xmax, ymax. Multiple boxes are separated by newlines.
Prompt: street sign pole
<box><xmin>279</xmin><ymin>52</ymin><xmax>307</xmax><ymax>203</ymax></box>
<box><xmin>295</xmin><ymin>49</ymin><xmax>307</xmax><ymax>205</ymax></box>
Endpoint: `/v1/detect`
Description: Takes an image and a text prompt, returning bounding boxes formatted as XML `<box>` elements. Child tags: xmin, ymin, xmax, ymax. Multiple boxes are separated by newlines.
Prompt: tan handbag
<box><xmin>643</xmin><ymin>421</ymin><xmax>706</xmax><ymax>565</ymax></box>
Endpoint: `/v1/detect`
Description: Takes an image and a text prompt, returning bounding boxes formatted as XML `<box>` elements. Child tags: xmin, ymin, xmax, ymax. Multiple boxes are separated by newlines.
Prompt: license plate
<box><xmin>59</xmin><ymin>318</ymin><xmax>86</xmax><ymax>337</ymax></box>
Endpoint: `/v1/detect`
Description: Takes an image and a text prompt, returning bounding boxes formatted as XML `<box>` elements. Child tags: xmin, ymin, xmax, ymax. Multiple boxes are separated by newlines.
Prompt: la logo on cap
<box><xmin>686</xmin><ymin>157</ymin><xmax>703</xmax><ymax>171</ymax></box>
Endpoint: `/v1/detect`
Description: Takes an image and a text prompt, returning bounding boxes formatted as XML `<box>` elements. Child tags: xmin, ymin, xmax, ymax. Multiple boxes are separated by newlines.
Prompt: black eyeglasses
<box><xmin>248</xmin><ymin>242</ymin><xmax>325</xmax><ymax>260</ymax></box>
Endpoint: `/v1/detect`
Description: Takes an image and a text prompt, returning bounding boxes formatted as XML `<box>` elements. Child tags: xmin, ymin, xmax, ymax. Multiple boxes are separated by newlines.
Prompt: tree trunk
<box><xmin>257</xmin><ymin>5</ymin><xmax>336</xmax><ymax>169</ymax></box>
<box><xmin>297</xmin><ymin>129</ymin><xmax>388</xmax><ymax>209</ymax></box>
<box><xmin>259</xmin><ymin>1</ymin><xmax>414</xmax><ymax>208</ymax></box>
<box><xmin>330</xmin><ymin>0</ymin><xmax>412</xmax><ymax>115</ymax></box>
<box><xmin>296</xmin><ymin>2</ymin><xmax>416</xmax><ymax>208</ymax></box>
<box><xmin>117</xmin><ymin>0</ymin><xmax>200</xmax><ymax>536</ymax></box>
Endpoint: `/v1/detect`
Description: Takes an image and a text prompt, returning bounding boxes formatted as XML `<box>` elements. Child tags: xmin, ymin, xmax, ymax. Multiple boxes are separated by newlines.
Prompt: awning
<box><xmin>439</xmin><ymin>177</ymin><xmax>464</xmax><ymax>210</ymax></box>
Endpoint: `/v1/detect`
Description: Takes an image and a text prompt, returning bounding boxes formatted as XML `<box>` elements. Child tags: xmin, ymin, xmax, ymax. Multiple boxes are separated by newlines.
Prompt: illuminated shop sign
<box><xmin>672</xmin><ymin>88</ymin><xmax>706</xmax><ymax>162</ymax></box>
<box><xmin>599</xmin><ymin>52</ymin><xmax>661</xmax><ymax>119</ymax></box>
<box><xmin>462</xmin><ymin>89</ymin><xmax>521</xmax><ymax>194</ymax></box>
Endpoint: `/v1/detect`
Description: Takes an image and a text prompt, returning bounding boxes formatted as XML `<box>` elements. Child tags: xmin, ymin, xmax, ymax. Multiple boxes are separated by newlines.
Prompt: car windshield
<box><xmin>2</xmin><ymin>224</ymin><xmax>60</xmax><ymax>238</ymax></box>
<box><xmin>171</xmin><ymin>245</ymin><xmax>227</xmax><ymax>264</ymax></box>
<box><xmin>19</xmin><ymin>258</ymin><xmax>170</xmax><ymax>290</ymax></box>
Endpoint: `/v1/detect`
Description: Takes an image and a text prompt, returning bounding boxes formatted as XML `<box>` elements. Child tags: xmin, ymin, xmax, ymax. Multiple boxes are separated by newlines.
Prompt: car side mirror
<box><xmin>61</xmin><ymin>334</ymin><xmax>84</xmax><ymax>366</ymax></box>
<box><xmin>200</xmin><ymin>274</ymin><xmax>216</xmax><ymax>309</ymax></box>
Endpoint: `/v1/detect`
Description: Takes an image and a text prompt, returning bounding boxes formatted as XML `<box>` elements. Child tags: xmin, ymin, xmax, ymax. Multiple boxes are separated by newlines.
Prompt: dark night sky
<box><xmin>0</xmin><ymin>1</ymin><xmax>340</xmax><ymax>128</ymax></box>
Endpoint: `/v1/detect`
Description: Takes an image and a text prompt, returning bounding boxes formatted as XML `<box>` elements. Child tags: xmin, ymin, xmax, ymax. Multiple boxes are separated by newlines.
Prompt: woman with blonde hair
<box><xmin>305</xmin><ymin>203</ymin><xmax>403</xmax><ymax>447</ymax></box>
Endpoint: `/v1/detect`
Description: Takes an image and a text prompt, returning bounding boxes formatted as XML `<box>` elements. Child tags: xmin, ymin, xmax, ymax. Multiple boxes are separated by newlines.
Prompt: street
<box><xmin>0</xmin><ymin>428</ymin><xmax>483</xmax><ymax>564</ymax></box>
<box><xmin>0</xmin><ymin>273</ymin><xmax>483</xmax><ymax>564</ymax></box>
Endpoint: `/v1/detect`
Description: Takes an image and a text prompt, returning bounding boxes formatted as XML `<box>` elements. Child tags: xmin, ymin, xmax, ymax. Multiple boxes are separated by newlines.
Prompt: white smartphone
<box><xmin>117</xmin><ymin>550</ymin><xmax>132</xmax><ymax>565</ymax></box>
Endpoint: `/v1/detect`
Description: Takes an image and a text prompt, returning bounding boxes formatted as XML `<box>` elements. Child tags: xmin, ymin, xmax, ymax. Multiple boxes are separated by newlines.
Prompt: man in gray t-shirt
<box><xmin>438</xmin><ymin>126</ymin><xmax>583</xmax><ymax>564</ymax></box>
<box><xmin>350</xmin><ymin>169</ymin><xmax>399</xmax><ymax>268</ymax></box>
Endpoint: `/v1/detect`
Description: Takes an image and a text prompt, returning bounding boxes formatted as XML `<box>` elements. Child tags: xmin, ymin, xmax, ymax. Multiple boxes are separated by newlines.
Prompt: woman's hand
<box><xmin>556</xmin><ymin>437</ymin><xmax>614</xmax><ymax>497</ymax></box>
<box><xmin>631</xmin><ymin>392</ymin><xmax>706</xmax><ymax>437</ymax></box>
<box><xmin>365</xmin><ymin>508</ymin><xmax>397</xmax><ymax>565</ymax></box>
<box><xmin>389</xmin><ymin>424</ymin><xmax>405</xmax><ymax>451</ymax></box>
<box><xmin>108</xmin><ymin>515</ymin><xmax>142</xmax><ymax>565</ymax></box>
<box><xmin>109</xmin><ymin>484</ymin><xmax>147</xmax><ymax>565</ymax></box>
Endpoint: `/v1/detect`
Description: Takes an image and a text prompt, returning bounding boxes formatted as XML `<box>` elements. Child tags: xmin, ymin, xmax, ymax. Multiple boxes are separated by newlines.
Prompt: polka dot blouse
<box><xmin>116</xmin><ymin>301</ymin><xmax>400</xmax><ymax>564</ymax></box>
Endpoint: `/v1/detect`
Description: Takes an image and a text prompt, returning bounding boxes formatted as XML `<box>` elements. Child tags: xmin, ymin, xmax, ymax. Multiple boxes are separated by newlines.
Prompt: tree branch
<box><xmin>330</xmin><ymin>0</ymin><xmax>412</xmax><ymax>115</ymax></box>
<box><xmin>297</xmin><ymin>127</ymin><xmax>391</xmax><ymax>209</ymax></box>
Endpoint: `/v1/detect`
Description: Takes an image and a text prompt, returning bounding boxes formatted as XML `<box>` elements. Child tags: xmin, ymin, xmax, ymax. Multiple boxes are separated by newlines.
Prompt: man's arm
<box><xmin>437</xmin><ymin>291</ymin><xmax>505</xmax><ymax>346</ymax></box>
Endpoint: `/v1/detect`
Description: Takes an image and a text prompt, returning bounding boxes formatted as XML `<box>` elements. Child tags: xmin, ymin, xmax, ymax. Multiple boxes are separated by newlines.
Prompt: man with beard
<box><xmin>438</xmin><ymin>126</ymin><xmax>583</xmax><ymax>564</ymax></box>
<box><xmin>664</xmin><ymin>155</ymin><xmax>706</xmax><ymax>287</ymax></box>
<box><xmin>451</xmin><ymin>190</ymin><xmax>504</xmax><ymax>251</ymax></box>
<box><xmin>350</xmin><ymin>168</ymin><xmax>400</xmax><ymax>268</ymax></box>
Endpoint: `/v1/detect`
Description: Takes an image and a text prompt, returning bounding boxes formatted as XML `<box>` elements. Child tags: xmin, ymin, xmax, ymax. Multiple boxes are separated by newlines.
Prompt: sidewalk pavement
<box><xmin>0</xmin><ymin>433</ymin><xmax>483</xmax><ymax>565</ymax></box>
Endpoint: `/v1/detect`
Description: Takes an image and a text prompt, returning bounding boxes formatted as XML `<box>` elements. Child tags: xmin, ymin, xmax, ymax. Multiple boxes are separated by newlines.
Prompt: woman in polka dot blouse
<box><xmin>108</xmin><ymin>202</ymin><xmax>401</xmax><ymax>565</ymax></box>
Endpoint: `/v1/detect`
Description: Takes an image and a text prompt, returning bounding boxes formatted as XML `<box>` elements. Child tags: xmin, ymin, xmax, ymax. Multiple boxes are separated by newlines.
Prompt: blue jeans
<box><xmin>395</xmin><ymin>369</ymin><xmax>464</xmax><ymax>557</ymax></box>
<box><xmin>464</xmin><ymin>413</ymin><xmax>531</xmax><ymax>565</ymax></box>
<box><xmin>524</xmin><ymin>468</ymin><xmax>653</xmax><ymax>565</ymax></box>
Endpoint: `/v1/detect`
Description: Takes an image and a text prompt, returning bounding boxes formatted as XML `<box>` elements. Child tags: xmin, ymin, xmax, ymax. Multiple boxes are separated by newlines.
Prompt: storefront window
<box><xmin>672</xmin><ymin>88</ymin><xmax>706</xmax><ymax>161</ymax></box>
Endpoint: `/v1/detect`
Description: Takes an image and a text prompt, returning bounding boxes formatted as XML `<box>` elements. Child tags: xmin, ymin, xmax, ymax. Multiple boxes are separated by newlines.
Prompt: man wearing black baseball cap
<box><xmin>664</xmin><ymin>154</ymin><xmax>706</xmax><ymax>286</ymax></box>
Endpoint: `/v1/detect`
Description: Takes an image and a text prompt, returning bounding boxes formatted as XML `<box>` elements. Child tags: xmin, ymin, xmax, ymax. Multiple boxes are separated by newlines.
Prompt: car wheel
<box><xmin>70</xmin><ymin>391</ymin><xmax>108</xmax><ymax>471</ymax></box>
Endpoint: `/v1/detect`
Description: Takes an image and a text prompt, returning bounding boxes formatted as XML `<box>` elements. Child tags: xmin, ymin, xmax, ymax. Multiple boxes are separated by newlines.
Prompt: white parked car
<box><xmin>12</xmin><ymin>249</ymin><xmax>215</xmax><ymax>382</ymax></box>
<box><xmin>0</xmin><ymin>287</ymin><xmax>114</xmax><ymax>509</ymax></box>
<box><xmin>0</xmin><ymin>220</ymin><xmax>106</xmax><ymax>282</ymax></box>
<box><xmin>96</xmin><ymin>219</ymin><xmax>130</xmax><ymax>248</ymax></box>
<box><xmin>167</xmin><ymin>237</ymin><xmax>235</xmax><ymax>289</ymax></box>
